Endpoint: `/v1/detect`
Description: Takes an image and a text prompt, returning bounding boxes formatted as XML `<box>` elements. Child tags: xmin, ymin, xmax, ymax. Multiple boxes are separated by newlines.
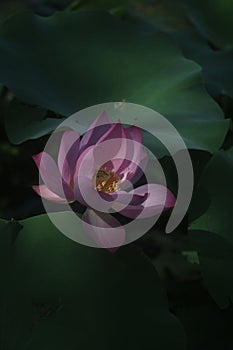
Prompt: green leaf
<box><xmin>182</xmin><ymin>0</ymin><xmax>233</xmax><ymax>49</ymax></box>
<box><xmin>182</xmin><ymin>251</ymin><xmax>199</xmax><ymax>264</ymax></box>
<box><xmin>187</xmin><ymin>49</ymin><xmax>233</xmax><ymax>99</ymax></box>
<box><xmin>199</xmin><ymin>257</ymin><xmax>233</xmax><ymax>309</ymax></box>
<box><xmin>132</xmin><ymin>1</ymin><xmax>233</xmax><ymax>103</ymax></box>
<box><xmin>0</xmin><ymin>215</ymin><xmax>185</xmax><ymax>349</ymax></box>
<box><xmin>172</xmin><ymin>29</ymin><xmax>233</xmax><ymax>101</ymax></box>
<box><xmin>174</xmin><ymin>284</ymin><xmax>233</xmax><ymax>350</ymax></box>
<box><xmin>0</xmin><ymin>220</ymin><xmax>32</xmax><ymax>350</ymax></box>
<box><xmin>190</xmin><ymin>147</ymin><xmax>233</xmax><ymax>245</ymax></box>
<box><xmin>185</xmin><ymin>148</ymin><xmax>233</xmax><ymax>311</ymax></box>
<box><xmin>4</xmin><ymin>99</ymin><xmax>64</xmax><ymax>144</ymax></box>
<box><xmin>0</xmin><ymin>10</ymin><xmax>228</xmax><ymax>152</ymax></box>
<box><xmin>184</xmin><ymin>230</ymin><xmax>233</xmax><ymax>308</ymax></box>
<box><xmin>68</xmin><ymin>0</ymin><xmax>129</xmax><ymax>12</ymax></box>
<box><xmin>132</xmin><ymin>0</ymin><xmax>192</xmax><ymax>33</ymax></box>
<box><xmin>28</xmin><ymin>0</ymin><xmax>74</xmax><ymax>16</ymax></box>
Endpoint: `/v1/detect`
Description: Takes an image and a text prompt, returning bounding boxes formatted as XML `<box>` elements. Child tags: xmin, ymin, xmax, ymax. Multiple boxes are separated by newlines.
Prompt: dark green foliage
<box><xmin>0</xmin><ymin>1</ymin><xmax>233</xmax><ymax>349</ymax></box>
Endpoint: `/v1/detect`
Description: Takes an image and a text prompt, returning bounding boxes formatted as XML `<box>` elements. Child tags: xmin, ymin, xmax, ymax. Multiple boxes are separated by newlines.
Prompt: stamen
<box><xmin>95</xmin><ymin>168</ymin><xmax>120</xmax><ymax>193</ymax></box>
<box><xmin>70</xmin><ymin>177</ymin><xmax>74</xmax><ymax>190</ymax></box>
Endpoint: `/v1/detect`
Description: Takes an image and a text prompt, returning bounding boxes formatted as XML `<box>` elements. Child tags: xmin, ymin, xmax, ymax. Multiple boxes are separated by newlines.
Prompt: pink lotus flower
<box><xmin>33</xmin><ymin>112</ymin><xmax>175</xmax><ymax>250</ymax></box>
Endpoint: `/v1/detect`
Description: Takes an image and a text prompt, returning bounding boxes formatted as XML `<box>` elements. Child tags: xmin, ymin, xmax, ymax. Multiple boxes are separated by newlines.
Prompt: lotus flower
<box><xmin>33</xmin><ymin>112</ymin><xmax>175</xmax><ymax>250</ymax></box>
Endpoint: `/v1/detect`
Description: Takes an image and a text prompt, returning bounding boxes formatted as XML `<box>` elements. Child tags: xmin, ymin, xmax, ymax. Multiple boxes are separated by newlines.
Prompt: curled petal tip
<box><xmin>94</xmin><ymin>111</ymin><xmax>113</xmax><ymax>127</ymax></box>
<box><xmin>32</xmin><ymin>184</ymin><xmax>67</xmax><ymax>203</ymax></box>
<box><xmin>165</xmin><ymin>190</ymin><xmax>176</xmax><ymax>208</ymax></box>
<box><xmin>32</xmin><ymin>152</ymin><xmax>43</xmax><ymax>166</ymax></box>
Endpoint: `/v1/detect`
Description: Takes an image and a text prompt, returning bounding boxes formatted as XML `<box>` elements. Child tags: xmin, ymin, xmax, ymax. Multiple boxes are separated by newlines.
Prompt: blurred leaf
<box><xmin>190</xmin><ymin>147</ymin><xmax>233</xmax><ymax>245</ymax></box>
<box><xmin>184</xmin><ymin>229</ymin><xmax>233</xmax><ymax>308</ymax></box>
<box><xmin>0</xmin><ymin>0</ymin><xmax>74</xmax><ymax>17</ymax></box>
<box><xmin>4</xmin><ymin>99</ymin><xmax>64</xmax><ymax>144</ymax></box>
<box><xmin>188</xmin><ymin>163</ymin><xmax>233</xmax><ymax>308</ymax></box>
<box><xmin>28</xmin><ymin>0</ymin><xmax>74</xmax><ymax>16</ymax></box>
<box><xmin>167</xmin><ymin>264</ymin><xmax>233</xmax><ymax>349</ymax></box>
<box><xmin>189</xmin><ymin>49</ymin><xmax>233</xmax><ymax>99</ymax></box>
<box><xmin>0</xmin><ymin>1</ymin><xmax>26</xmax><ymax>23</ymax></box>
<box><xmin>68</xmin><ymin>0</ymin><xmax>129</xmax><ymax>13</ymax></box>
<box><xmin>132</xmin><ymin>0</ymin><xmax>192</xmax><ymax>32</ymax></box>
<box><xmin>188</xmin><ymin>185</ymin><xmax>211</xmax><ymax>223</ymax></box>
<box><xmin>173</xmin><ymin>29</ymin><xmax>233</xmax><ymax>100</ymax></box>
<box><xmin>0</xmin><ymin>220</ymin><xmax>32</xmax><ymax>350</ymax></box>
<box><xmin>185</xmin><ymin>230</ymin><xmax>233</xmax><ymax>260</ymax></box>
<box><xmin>175</xmin><ymin>288</ymin><xmax>233</xmax><ymax>350</ymax></box>
<box><xmin>132</xmin><ymin>1</ymin><xmax>233</xmax><ymax>105</ymax></box>
<box><xmin>182</xmin><ymin>0</ymin><xmax>233</xmax><ymax>49</ymax></box>
<box><xmin>182</xmin><ymin>251</ymin><xmax>199</xmax><ymax>264</ymax></box>
<box><xmin>199</xmin><ymin>257</ymin><xmax>233</xmax><ymax>309</ymax></box>
<box><xmin>0</xmin><ymin>11</ymin><xmax>228</xmax><ymax>152</ymax></box>
<box><xmin>0</xmin><ymin>215</ymin><xmax>185</xmax><ymax>350</ymax></box>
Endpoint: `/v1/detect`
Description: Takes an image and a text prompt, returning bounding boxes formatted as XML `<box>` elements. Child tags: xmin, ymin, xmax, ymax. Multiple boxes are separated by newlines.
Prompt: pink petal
<box><xmin>79</xmin><ymin>111</ymin><xmax>113</xmax><ymax>153</ymax></box>
<box><xmin>89</xmin><ymin>111</ymin><xmax>113</xmax><ymax>129</ymax></box>
<box><xmin>92</xmin><ymin>122</ymin><xmax>130</xmax><ymax>175</ymax></box>
<box><xmin>75</xmin><ymin>137</ymin><xmax>127</xmax><ymax>186</ymax></box>
<box><xmin>123</xmin><ymin>128</ymin><xmax>148</xmax><ymax>184</ymax></box>
<box><xmin>103</xmin><ymin>127</ymin><xmax>142</xmax><ymax>174</ymax></box>
<box><xmin>126</xmin><ymin>155</ymin><xmax>148</xmax><ymax>185</ymax></box>
<box><xmin>117</xmin><ymin>184</ymin><xmax>176</xmax><ymax>219</ymax></box>
<box><xmin>82</xmin><ymin>209</ymin><xmax>125</xmax><ymax>250</ymax></box>
<box><xmin>112</xmin><ymin>190</ymin><xmax>148</xmax><ymax>208</ymax></box>
<box><xmin>73</xmin><ymin>145</ymin><xmax>97</xmax><ymax>203</ymax></box>
<box><xmin>33</xmin><ymin>152</ymin><xmax>74</xmax><ymax>201</ymax></box>
<box><xmin>97</xmin><ymin>121</ymin><xmax>125</xmax><ymax>143</ymax></box>
<box><xmin>133</xmin><ymin>184</ymin><xmax>176</xmax><ymax>207</ymax></box>
<box><xmin>32</xmin><ymin>185</ymin><xmax>68</xmax><ymax>203</ymax></box>
<box><xmin>125</xmin><ymin>125</ymin><xmax>142</xmax><ymax>144</ymax></box>
<box><xmin>100</xmin><ymin>125</ymin><xmax>147</xmax><ymax>185</ymax></box>
<box><xmin>98</xmin><ymin>191</ymin><xmax>117</xmax><ymax>202</ymax></box>
<box><xmin>108</xmin><ymin>140</ymin><xmax>148</xmax><ymax>185</ymax></box>
<box><xmin>57</xmin><ymin>130</ymin><xmax>80</xmax><ymax>185</ymax></box>
<box><xmin>73</xmin><ymin>146</ymin><xmax>114</xmax><ymax>210</ymax></box>
<box><xmin>93</xmin><ymin>138</ymin><xmax>127</xmax><ymax>168</ymax></box>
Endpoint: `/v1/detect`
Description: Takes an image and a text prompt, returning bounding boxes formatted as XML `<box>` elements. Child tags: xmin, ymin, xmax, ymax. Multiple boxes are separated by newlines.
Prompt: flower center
<box><xmin>95</xmin><ymin>167</ymin><xmax>120</xmax><ymax>193</ymax></box>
